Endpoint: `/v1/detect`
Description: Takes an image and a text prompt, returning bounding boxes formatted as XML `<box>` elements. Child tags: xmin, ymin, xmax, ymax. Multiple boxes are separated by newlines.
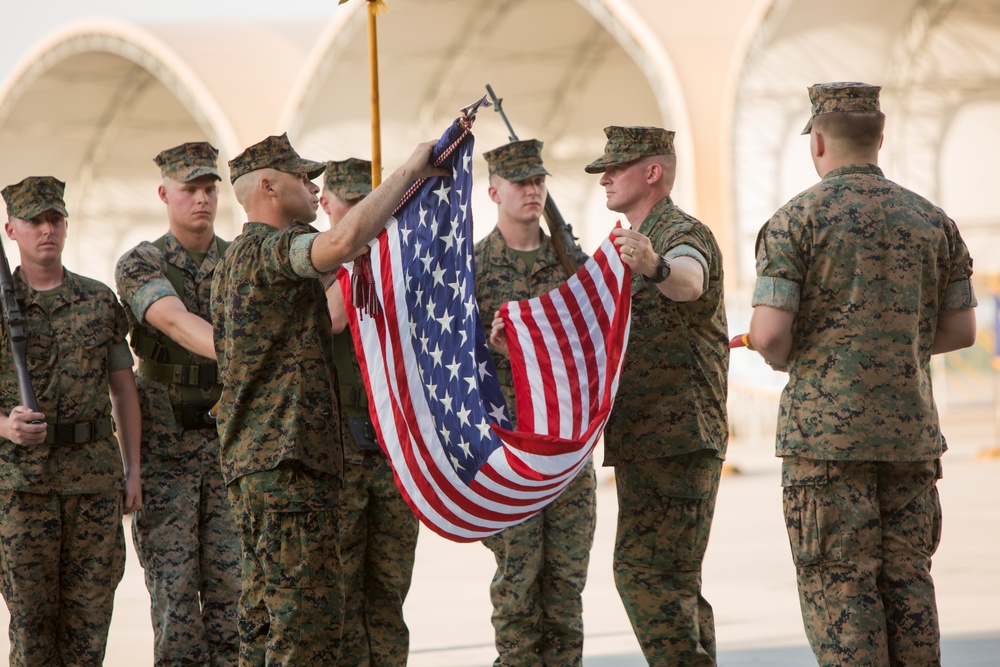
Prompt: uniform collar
<box><xmin>13</xmin><ymin>265</ymin><xmax>83</xmax><ymax>311</ymax></box>
<box><xmin>822</xmin><ymin>163</ymin><xmax>883</xmax><ymax>180</ymax></box>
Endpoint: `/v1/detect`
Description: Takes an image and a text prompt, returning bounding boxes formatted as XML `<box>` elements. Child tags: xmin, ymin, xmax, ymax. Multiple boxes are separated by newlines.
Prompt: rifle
<box><xmin>0</xmin><ymin>241</ymin><xmax>40</xmax><ymax>411</ymax></box>
<box><xmin>485</xmin><ymin>84</ymin><xmax>589</xmax><ymax>277</ymax></box>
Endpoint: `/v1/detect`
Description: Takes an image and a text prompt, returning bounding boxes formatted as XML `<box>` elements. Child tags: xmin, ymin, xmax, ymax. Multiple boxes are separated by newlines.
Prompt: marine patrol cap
<box><xmin>483</xmin><ymin>139</ymin><xmax>550</xmax><ymax>181</ymax></box>
<box><xmin>584</xmin><ymin>126</ymin><xmax>675</xmax><ymax>174</ymax></box>
<box><xmin>228</xmin><ymin>132</ymin><xmax>326</xmax><ymax>184</ymax></box>
<box><xmin>801</xmin><ymin>82</ymin><xmax>882</xmax><ymax>135</ymax></box>
<box><xmin>155</xmin><ymin>141</ymin><xmax>221</xmax><ymax>182</ymax></box>
<box><xmin>2</xmin><ymin>176</ymin><xmax>68</xmax><ymax>220</ymax></box>
<box><xmin>324</xmin><ymin>158</ymin><xmax>372</xmax><ymax>200</ymax></box>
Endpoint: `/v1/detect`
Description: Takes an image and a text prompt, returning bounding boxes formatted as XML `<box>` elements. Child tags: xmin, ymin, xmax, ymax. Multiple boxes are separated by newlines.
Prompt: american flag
<box><xmin>339</xmin><ymin>119</ymin><xmax>631</xmax><ymax>542</ymax></box>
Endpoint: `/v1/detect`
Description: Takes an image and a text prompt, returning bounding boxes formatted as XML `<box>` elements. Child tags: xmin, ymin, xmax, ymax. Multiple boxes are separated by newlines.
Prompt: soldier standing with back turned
<box><xmin>748</xmin><ymin>82</ymin><xmax>978</xmax><ymax>666</ymax></box>
<box><xmin>115</xmin><ymin>141</ymin><xmax>241</xmax><ymax>666</ymax></box>
<box><xmin>320</xmin><ymin>158</ymin><xmax>420</xmax><ymax>666</ymax></box>
<box><xmin>474</xmin><ymin>139</ymin><xmax>597</xmax><ymax>667</ymax></box>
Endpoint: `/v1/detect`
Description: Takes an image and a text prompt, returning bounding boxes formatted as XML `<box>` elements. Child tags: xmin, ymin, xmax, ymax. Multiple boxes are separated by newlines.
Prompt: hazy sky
<box><xmin>1</xmin><ymin>0</ymin><xmax>339</xmax><ymax>82</ymax></box>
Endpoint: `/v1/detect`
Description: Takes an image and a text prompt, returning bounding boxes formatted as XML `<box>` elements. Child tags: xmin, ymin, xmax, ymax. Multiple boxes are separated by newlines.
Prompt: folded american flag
<box><xmin>339</xmin><ymin>119</ymin><xmax>631</xmax><ymax>542</ymax></box>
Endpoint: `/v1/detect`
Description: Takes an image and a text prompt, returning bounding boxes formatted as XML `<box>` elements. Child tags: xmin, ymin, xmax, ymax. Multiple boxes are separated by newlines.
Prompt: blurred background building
<box><xmin>1</xmin><ymin>0</ymin><xmax>997</xmax><ymax>442</ymax></box>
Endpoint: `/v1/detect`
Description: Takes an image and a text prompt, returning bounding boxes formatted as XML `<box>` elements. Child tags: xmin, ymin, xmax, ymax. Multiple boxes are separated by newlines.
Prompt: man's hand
<box><xmin>401</xmin><ymin>140</ymin><xmax>451</xmax><ymax>183</ymax></box>
<box><xmin>489</xmin><ymin>311</ymin><xmax>508</xmax><ymax>354</ymax></box>
<box><xmin>123</xmin><ymin>466</ymin><xmax>143</xmax><ymax>515</ymax></box>
<box><xmin>612</xmin><ymin>227</ymin><xmax>657</xmax><ymax>277</ymax></box>
<box><xmin>0</xmin><ymin>405</ymin><xmax>47</xmax><ymax>445</ymax></box>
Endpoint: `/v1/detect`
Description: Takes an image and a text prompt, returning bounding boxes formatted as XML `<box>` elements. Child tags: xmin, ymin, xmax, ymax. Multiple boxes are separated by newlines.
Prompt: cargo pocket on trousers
<box><xmin>261</xmin><ymin>507</ymin><xmax>340</xmax><ymax>590</ymax></box>
<box><xmin>781</xmin><ymin>458</ymin><xmax>843</xmax><ymax>567</ymax></box>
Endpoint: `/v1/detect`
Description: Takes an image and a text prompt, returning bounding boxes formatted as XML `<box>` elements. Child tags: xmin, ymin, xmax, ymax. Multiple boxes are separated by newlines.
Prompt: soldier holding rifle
<box><xmin>0</xmin><ymin>176</ymin><xmax>142</xmax><ymax>666</ymax></box>
<box><xmin>477</xmin><ymin>86</ymin><xmax>596</xmax><ymax>667</ymax></box>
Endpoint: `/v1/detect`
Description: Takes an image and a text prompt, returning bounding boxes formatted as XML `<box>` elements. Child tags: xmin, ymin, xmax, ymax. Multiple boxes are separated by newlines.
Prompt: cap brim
<box><xmin>801</xmin><ymin>116</ymin><xmax>814</xmax><ymax>135</ymax></box>
<box><xmin>274</xmin><ymin>157</ymin><xmax>327</xmax><ymax>181</ymax></box>
<box><xmin>338</xmin><ymin>183</ymin><xmax>373</xmax><ymax>199</ymax></box>
<box><xmin>584</xmin><ymin>153</ymin><xmax>642</xmax><ymax>174</ymax></box>
<box><xmin>179</xmin><ymin>166</ymin><xmax>222</xmax><ymax>182</ymax></box>
<box><xmin>506</xmin><ymin>164</ymin><xmax>551</xmax><ymax>182</ymax></box>
<box><xmin>20</xmin><ymin>202</ymin><xmax>68</xmax><ymax>220</ymax></box>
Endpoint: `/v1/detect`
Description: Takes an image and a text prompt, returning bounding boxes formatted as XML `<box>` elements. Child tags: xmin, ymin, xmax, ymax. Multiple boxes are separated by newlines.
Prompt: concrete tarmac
<box><xmin>2</xmin><ymin>406</ymin><xmax>998</xmax><ymax>666</ymax></box>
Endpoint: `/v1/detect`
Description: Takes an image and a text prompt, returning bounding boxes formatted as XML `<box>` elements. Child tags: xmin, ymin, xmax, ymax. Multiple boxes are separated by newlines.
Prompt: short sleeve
<box><xmin>115</xmin><ymin>243</ymin><xmax>178</xmax><ymax>323</ymax></box>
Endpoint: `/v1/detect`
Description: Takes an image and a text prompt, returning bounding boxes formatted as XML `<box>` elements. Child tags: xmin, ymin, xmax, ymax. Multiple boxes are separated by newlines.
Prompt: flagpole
<box><xmin>367</xmin><ymin>0</ymin><xmax>383</xmax><ymax>188</ymax></box>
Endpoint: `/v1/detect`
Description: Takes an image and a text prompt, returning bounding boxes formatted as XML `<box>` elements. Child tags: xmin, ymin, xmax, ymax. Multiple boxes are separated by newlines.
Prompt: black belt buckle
<box><xmin>347</xmin><ymin>417</ymin><xmax>381</xmax><ymax>452</ymax></box>
<box><xmin>179</xmin><ymin>400</ymin><xmax>217</xmax><ymax>431</ymax></box>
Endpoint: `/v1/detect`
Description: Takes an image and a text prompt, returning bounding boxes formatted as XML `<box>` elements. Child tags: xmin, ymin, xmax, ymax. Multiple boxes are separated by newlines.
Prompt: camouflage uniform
<box><xmin>753</xmin><ymin>82</ymin><xmax>978</xmax><ymax>667</ymax></box>
<box><xmin>114</xmin><ymin>139</ymin><xmax>240</xmax><ymax>667</ymax></box>
<box><xmin>325</xmin><ymin>159</ymin><xmax>419</xmax><ymax>667</ymax></box>
<box><xmin>474</xmin><ymin>140</ymin><xmax>597</xmax><ymax>667</ymax></box>
<box><xmin>211</xmin><ymin>134</ymin><xmax>345</xmax><ymax>666</ymax></box>
<box><xmin>587</xmin><ymin>128</ymin><xmax>729</xmax><ymax>666</ymax></box>
<box><xmin>0</xmin><ymin>177</ymin><xmax>133</xmax><ymax>667</ymax></box>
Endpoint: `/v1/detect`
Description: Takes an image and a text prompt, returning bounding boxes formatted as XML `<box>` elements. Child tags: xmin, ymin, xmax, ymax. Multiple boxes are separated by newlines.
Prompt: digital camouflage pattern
<box><xmin>474</xmin><ymin>225</ymin><xmax>597</xmax><ymax>666</ymax></box>
<box><xmin>0</xmin><ymin>268</ymin><xmax>131</xmax><ymax>666</ymax></box>
<box><xmin>154</xmin><ymin>141</ymin><xmax>222</xmax><ymax>182</ymax></box>
<box><xmin>752</xmin><ymin>164</ymin><xmax>977</xmax><ymax>461</ymax></box>
<box><xmin>782</xmin><ymin>457</ymin><xmax>942</xmax><ymax>666</ymax></box>
<box><xmin>115</xmin><ymin>231</ymin><xmax>240</xmax><ymax>666</ymax></box>
<box><xmin>0</xmin><ymin>268</ymin><xmax>133</xmax><ymax>494</ymax></box>
<box><xmin>2</xmin><ymin>175</ymin><xmax>68</xmax><ymax>219</ymax></box>
<box><xmin>801</xmin><ymin>81</ymin><xmax>881</xmax><ymax>134</ymax></box>
<box><xmin>210</xmin><ymin>221</ymin><xmax>342</xmax><ymax>484</ymax></box>
<box><xmin>332</xmin><ymin>327</ymin><xmax>419</xmax><ymax>667</ymax></box>
<box><xmin>324</xmin><ymin>159</ymin><xmax>373</xmax><ymax>200</ymax></box>
<box><xmin>228</xmin><ymin>462</ymin><xmax>345</xmax><ymax>666</ymax></box>
<box><xmin>483</xmin><ymin>139</ymin><xmax>550</xmax><ymax>181</ymax></box>
<box><xmin>211</xmin><ymin>219</ymin><xmax>345</xmax><ymax>662</ymax></box>
<box><xmin>584</xmin><ymin>126</ymin><xmax>675</xmax><ymax>174</ymax></box>
<box><xmin>227</xmin><ymin>133</ymin><xmax>326</xmax><ymax>184</ymax></box>
<box><xmin>0</xmin><ymin>491</ymin><xmax>125</xmax><ymax>667</ymax></box>
<box><xmin>599</xmin><ymin>192</ymin><xmax>728</xmax><ymax>666</ymax></box>
<box><xmin>482</xmin><ymin>459</ymin><xmax>596</xmax><ymax>667</ymax></box>
<box><xmin>613</xmin><ymin>452</ymin><xmax>722</xmax><ymax>666</ymax></box>
<box><xmin>603</xmin><ymin>196</ymin><xmax>729</xmax><ymax>466</ymax></box>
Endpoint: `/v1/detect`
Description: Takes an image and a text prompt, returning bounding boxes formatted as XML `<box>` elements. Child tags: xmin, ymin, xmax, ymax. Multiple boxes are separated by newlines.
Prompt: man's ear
<box><xmin>319</xmin><ymin>194</ymin><xmax>332</xmax><ymax>216</ymax></box>
<box><xmin>812</xmin><ymin>131</ymin><xmax>826</xmax><ymax>159</ymax></box>
<box><xmin>259</xmin><ymin>176</ymin><xmax>275</xmax><ymax>197</ymax></box>
<box><xmin>488</xmin><ymin>184</ymin><xmax>500</xmax><ymax>205</ymax></box>
<box><xmin>157</xmin><ymin>184</ymin><xmax>169</xmax><ymax>205</ymax></box>
<box><xmin>645</xmin><ymin>161</ymin><xmax>662</xmax><ymax>186</ymax></box>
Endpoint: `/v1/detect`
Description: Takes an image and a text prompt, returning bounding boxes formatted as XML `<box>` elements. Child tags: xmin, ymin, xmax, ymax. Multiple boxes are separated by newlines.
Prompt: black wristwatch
<box><xmin>650</xmin><ymin>256</ymin><xmax>671</xmax><ymax>283</ymax></box>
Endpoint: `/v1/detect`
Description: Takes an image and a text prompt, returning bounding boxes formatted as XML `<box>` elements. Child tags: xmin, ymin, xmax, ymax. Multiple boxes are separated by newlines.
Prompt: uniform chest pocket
<box><xmin>75</xmin><ymin>320</ymin><xmax>113</xmax><ymax>351</ymax></box>
<box><xmin>24</xmin><ymin>323</ymin><xmax>54</xmax><ymax>363</ymax></box>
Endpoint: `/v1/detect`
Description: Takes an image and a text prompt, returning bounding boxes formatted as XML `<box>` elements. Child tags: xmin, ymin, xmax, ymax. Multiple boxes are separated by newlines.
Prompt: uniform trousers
<box><xmin>227</xmin><ymin>461</ymin><xmax>344</xmax><ymax>667</ymax></box>
<box><xmin>132</xmin><ymin>434</ymin><xmax>241</xmax><ymax>667</ymax></box>
<box><xmin>0</xmin><ymin>490</ymin><xmax>124</xmax><ymax>667</ymax></box>
<box><xmin>613</xmin><ymin>450</ymin><xmax>722</xmax><ymax>667</ymax></box>
<box><xmin>781</xmin><ymin>457</ymin><xmax>942</xmax><ymax>667</ymax></box>
<box><xmin>484</xmin><ymin>457</ymin><xmax>597</xmax><ymax>667</ymax></box>
<box><xmin>337</xmin><ymin>450</ymin><xmax>418</xmax><ymax>667</ymax></box>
